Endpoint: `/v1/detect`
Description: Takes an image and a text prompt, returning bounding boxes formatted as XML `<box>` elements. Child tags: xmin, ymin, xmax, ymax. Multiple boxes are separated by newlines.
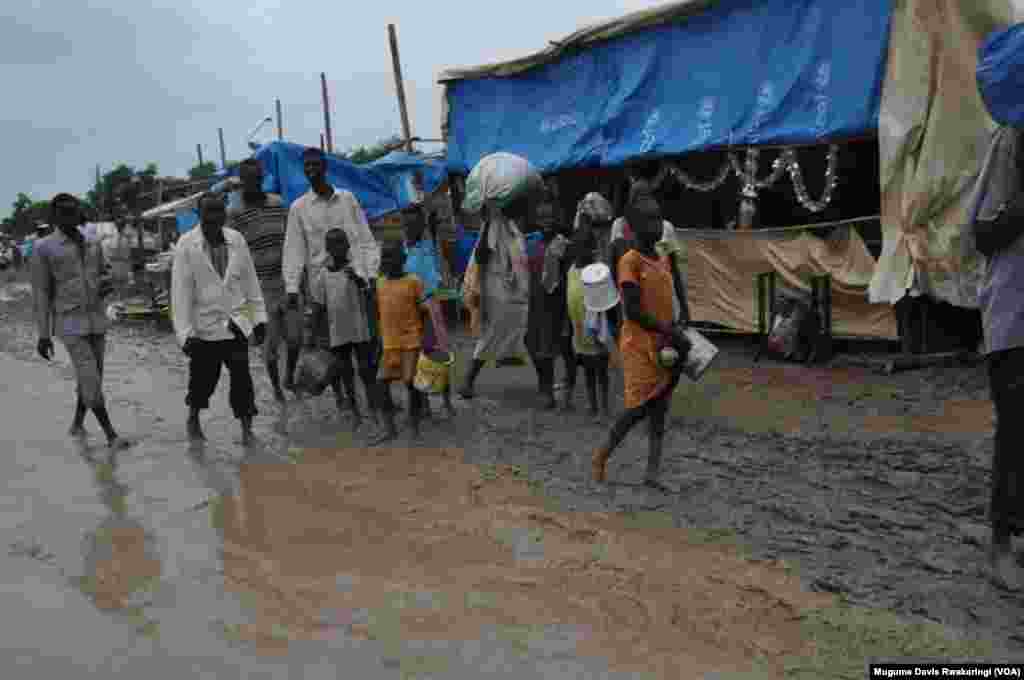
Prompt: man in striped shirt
<box><xmin>227</xmin><ymin>158</ymin><xmax>291</xmax><ymax>402</ymax></box>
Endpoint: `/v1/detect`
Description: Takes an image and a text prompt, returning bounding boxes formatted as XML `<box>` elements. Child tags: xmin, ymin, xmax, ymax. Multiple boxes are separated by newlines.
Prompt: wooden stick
<box><xmin>218</xmin><ymin>127</ymin><xmax>227</xmax><ymax>168</ymax></box>
<box><xmin>388</xmin><ymin>24</ymin><xmax>414</xmax><ymax>152</ymax></box>
<box><xmin>321</xmin><ymin>72</ymin><xmax>333</xmax><ymax>153</ymax></box>
<box><xmin>196</xmin><ymin>144</ymin><xmax>204</xmax><ymax>166</ymax></box>
<box><xmin>275</xmin><ymin>98</ymin><xmax>284</xmax><ymax>141</ymax></box>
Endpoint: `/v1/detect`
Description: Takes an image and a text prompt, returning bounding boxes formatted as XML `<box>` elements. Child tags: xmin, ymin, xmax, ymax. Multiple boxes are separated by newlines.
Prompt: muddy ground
<box><xmin>0</xmin><ymin>270</ymin><xmax>1020</xmax><ymax>678</ymax></box>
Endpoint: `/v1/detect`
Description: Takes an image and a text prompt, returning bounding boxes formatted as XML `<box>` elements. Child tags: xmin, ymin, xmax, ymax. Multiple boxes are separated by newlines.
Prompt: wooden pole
<box><xmin>320</xmin><ymin>72</ymin><xmax>333</xmax><ymax>153</ymax></box>
<box><xmin>218</xmin><ymin>128</ymin><xmax>227</xmax><ymax>168</ymax></box>
<box><xmin>196</xmin><ymin>144</ymin><xmax>204</xmax><ymax>167</ymax></box>
<box><xmin>387</xmin><ymin>24</ymin><xmax>414</xmax><ymax>152</ymax></box>
<box><xmin>275</xmin><ymin>98</ymin><xmax>284</xmax><ymax>140</ymax></box>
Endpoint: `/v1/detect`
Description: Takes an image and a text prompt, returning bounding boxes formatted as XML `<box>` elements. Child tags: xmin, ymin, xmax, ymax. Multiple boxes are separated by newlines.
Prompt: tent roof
<box><xmin>437</xmin><ymin>0</ymin><xmax>717</xmax><ymax>82</ymax></box>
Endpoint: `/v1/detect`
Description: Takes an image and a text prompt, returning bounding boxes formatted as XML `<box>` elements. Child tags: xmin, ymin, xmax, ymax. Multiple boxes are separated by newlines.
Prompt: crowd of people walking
<box><xmin>25</xmin><ymin>145</ymin><xmax>1024</xmax><ymax>588</ymax></box>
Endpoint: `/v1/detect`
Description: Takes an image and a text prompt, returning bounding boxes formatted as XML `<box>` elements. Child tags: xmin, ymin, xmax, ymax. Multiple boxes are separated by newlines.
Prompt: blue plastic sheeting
<box><xmin>176</xmin><ymin>142</ymin><xmax>447</xmax><ymax>233</ymax></box>
<box><xmin>445</xmin><ymin>0</ymin><xmax>892</xmax><ymax>174</ymax></box>
<box><xmin>368</xmin><ymin>151</ymin><xmax>448</xmax><ymax>207</ymax></box>
<box><xmin>978</xmin><ymin>23</ymin><xmax>1024</xmax><ymax>127</ymax></box>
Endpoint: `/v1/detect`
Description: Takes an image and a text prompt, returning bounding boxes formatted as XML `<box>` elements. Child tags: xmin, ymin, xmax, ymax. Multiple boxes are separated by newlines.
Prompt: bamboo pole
<box><xmin>388</xmin><ymin>24</ymin><xmax>414</xmax><ymax>152</ymax></box>
<box><xmin>218</xmin><ymin>128</ymin><xmax>227</xmax><ymax>168</ymax></box>
<box><xmin>275</xmin><ymin>99</ymin><xmax>284</xmax><ymax>140</ymax></box>
<box><xmin>196</xmin><ymin>144</ymin><xmax>204</xmax><ymax>167</ymax></box>
<box><xmin>321</xmin><ymin>72</ymin><xmax>333</xmax><ymax>153</ymax></box>
<box><xmin>320</xmin><ymin>133</ymin><xmax>325</xmax><ymax>152</ymax></box>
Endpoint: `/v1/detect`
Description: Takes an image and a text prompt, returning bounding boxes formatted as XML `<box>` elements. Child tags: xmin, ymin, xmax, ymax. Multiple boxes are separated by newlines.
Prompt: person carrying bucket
<box><xmin>376</xmin><ymin>241</ymin><xmax>429</xmax><ymax>443</ymax></box>
<box><xmin>591</xmin><ymin>184</ymin><xmax>692</xmax><ymax>493</ymax></box>
<box><xmin>402</xmin><ymin>207</ymin><xmax>456</xmax><ymax>420</ymax></box>
<box><xmin>308</xmin><ymin>227</ymin><xmax>382</xmax><ymax>432</ymax></box>
<box><xmin>565</xmin><ymin>228</ymin><xmax>614</xmax><ymax>421</ymax></box>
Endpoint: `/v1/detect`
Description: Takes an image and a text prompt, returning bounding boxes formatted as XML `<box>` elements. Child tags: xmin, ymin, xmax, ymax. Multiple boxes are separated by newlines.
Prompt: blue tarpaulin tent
<box><xmin>440</xmin><ymin>0</ymin><xmax>893</xmax><ymax>175</ymax></box>
<box><xmin>175</xmin><ymin>141</ymin><xmax>447</xmax><ymax>233</ymax></box>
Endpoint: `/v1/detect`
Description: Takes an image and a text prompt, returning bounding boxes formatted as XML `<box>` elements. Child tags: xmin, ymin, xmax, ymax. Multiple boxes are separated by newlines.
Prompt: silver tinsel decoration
<box><xmin>667</xmin><ymin>160</ymin><xmax>731</xmax><ymax>192</ymax></box>
<box><xmin>786</xmin><ymin>144</ymin><xmax>839</xmax><ymax>213</ymax></box>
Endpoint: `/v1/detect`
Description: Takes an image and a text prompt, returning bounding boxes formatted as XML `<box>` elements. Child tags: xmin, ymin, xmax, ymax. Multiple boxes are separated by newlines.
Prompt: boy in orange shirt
<box><xmin>375</xmin><ymin>241</ymin><xmax>428</xmax><ymax>443</ymax></box>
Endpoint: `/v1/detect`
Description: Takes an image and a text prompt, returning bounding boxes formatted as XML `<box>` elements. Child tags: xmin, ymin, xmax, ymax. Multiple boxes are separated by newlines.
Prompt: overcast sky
<box><xmin>1</xmin><ymin>0</ymin><xmax>659</xmax><ymax>217</ymax></box>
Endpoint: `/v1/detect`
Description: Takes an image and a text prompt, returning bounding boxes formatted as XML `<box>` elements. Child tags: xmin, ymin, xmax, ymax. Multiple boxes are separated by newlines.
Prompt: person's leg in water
<box><xmin>559</xmin><ymin>332</ymin><xmax>577</xmax><ymax>409</ymax></box>
<box><xmin>264</xmin><ymin>304</ymin><xmax>287</xmax><ymax>402</ymax></box>
<box><xmin>530</xmin><ymin>354</ymin><xmax>556</xmax><ymax>410</ymax></box>
<box><xmin>224</xmin><ymin>334</ymin><xmax>259</xmax><ymax>445</ymax></box>
<box><xmin>581</xmin><ymin>355</ymin><xmax>599</xmax><ymax>418</ymax></box>
<box><xmin>643</xmin><ymin>392</ymin><xmax>673</xmax><ymax>493</ymax></box>
<box><xmin>988</xmin><ymin>348</ymin><xmax>1024</xmax><ymax>588</ymax></box>
<box><xmin>67</xmin><ymin>334</ymin><xmax>131</xmax><ymax>448</ymax></box>
<box><xmin>69</xmin><ymin>393</ymin><xmax>88</xmax><ymax>437</ymax></box>
<box><xmin>352</xmin><ymin>341</ymin><xmax>380</xmax><ymax>431</ymax></box>
<box><xmin>407</xmin><ymin>381</ymin><xmax>423</xmax><ymax>440</ymax></box>
<box><xmin>332</xmin><ymin>344</ymin><xmax>361</xmax><ymax>427</ymax></box>
<box><xmin>459</xmin><ymin>358</ymin><xmax>485</xmax><ymax>399</ymax></box>
<box><xmin>591</xmin><ymin>398</ymin><xmax>653</xmax><ymax>483</ymax></box>
<box><xmin>185</xmin><ymin>339</ymin><xmax>224</xmax><ymax>443</ymax></box>
<box><xmin>596</xmin><ymin>353</ymin><xmax>612</xmax><ymax>420</ymax></box>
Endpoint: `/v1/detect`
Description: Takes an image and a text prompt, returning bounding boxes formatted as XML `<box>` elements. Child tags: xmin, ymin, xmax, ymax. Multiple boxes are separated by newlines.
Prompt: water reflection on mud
<box><xmin>76</xmin><ymin>446</ymin><xmax>162</xmax><ymax>636</ymax></box>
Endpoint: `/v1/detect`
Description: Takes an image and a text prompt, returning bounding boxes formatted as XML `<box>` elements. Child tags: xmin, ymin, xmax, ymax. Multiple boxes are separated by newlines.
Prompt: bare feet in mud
<box><xmin>187</xmin><ymin>419</ymin><xmax>206</xmax><ymax>442</ymax></box>
<box><xmin>990</xmin><ymin>542</ymin><xmax>1023</xmax><ymax>591</ymax></box>
<box><xmin>107</xmin><ymin>436</ymin><xmax>135</xmax><ymax>450</ymax></box>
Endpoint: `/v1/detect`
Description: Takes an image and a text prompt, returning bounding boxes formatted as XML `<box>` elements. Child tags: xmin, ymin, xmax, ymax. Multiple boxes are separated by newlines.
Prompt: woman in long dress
<box><xmin>458</xmin><ymin>194</ymin><xmax>534</xmax><ymax>398</ymax></box>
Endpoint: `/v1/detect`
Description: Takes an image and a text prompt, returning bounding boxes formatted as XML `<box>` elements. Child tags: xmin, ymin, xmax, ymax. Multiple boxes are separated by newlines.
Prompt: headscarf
<box><xmin>572</xmin><ymin>192</ymin><xmax>614</xmax><ymax>232</ymax></box>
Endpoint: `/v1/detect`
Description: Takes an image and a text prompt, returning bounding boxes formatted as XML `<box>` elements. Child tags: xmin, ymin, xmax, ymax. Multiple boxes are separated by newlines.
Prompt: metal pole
<box><xmin>196</xmin><ymin>144</ymin><xmax>204</xmax><ymax>167</ymax></box>
<box><xmin>387</xmin><ymin>24</ymin><xmax>414</xmax><ymax>152</ymax></box>
<box><xmin>218</xmin><ymin>127</ymin><xmax>227</xmax><ymax>168</ymax></box>
<box><xmin>320</xmin><ymin>72</ymin><xmax>333</xmax><ymax>153</ymax></box>
<box><xmin>275</xmin><ymin>98</ymin><xmax>284</xmax><ymax>140</ymax></box>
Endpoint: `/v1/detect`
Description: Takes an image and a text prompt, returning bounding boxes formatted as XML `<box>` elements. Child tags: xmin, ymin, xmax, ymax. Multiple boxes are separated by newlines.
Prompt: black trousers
<box><xmin>329</xmin><ymin>341</ymin><xmax>379</xmax><ymax>411</ymax></box>
<box><xmin>989</xmin><ymin>347</ymin><xmax>1024</xmax><ymax>535</ymax></box>
<box><xmin>186</xmin><ymin>336</ymin><xmax>257</xmax><ymax>419</ymax></box>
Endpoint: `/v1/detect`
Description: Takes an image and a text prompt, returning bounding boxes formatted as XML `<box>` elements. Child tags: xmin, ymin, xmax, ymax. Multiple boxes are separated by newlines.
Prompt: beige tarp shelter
<box><xmin>871</xmin><ymin>0</ymin><xmax>1024</xmax><ymax>308</ymax></box>
<box><xmin>439</xmin><ymin>0</ymin><xmax>1024</xmax><ymax>326</ymax></box>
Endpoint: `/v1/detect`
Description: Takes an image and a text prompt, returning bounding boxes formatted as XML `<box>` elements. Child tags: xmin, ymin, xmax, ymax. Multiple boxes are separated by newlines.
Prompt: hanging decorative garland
<box><xmin>786</xmin><ymin>144</ymin><xmax>839</xmax><ymax>213</ymax></box>
<box><xmin>666</xmin><ymin>160</ymin><xmax>732</xmax><ymax>192</ymax></box>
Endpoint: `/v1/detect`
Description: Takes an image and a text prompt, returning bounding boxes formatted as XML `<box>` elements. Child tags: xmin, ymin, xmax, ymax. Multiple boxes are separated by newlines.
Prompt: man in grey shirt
<box><xmin>974</xmin><ymin>127</ymin><xmax>1024</xmax><ymax>589</ymax></box>
<box><xmin>32</xmin><ymin>193</ymin><xmax>132</xmax><ymax>449</ymax></box>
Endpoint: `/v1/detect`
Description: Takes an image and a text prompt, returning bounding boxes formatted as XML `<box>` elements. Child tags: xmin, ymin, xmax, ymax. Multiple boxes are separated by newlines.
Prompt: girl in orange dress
<box><xmin>592</xmin><ymin>186</ymin><xmax>691</xmax><ymax>492</ymax></box>
<box><xmin>375</xmin><ymin>241</ymin><xmax>428</xmax><ymax>443</ymax></box>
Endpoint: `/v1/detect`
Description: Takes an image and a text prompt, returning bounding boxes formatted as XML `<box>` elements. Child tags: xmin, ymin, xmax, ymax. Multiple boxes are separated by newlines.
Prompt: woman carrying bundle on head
<box><xmin>458</xmin><ymin>153</ymin><xmax>544</xmax><ymax>399</ymax></box>
<box><xmin>592</xmin><ymin>185</ymin><xmax>692</xmax><ymax>493</ymax></box>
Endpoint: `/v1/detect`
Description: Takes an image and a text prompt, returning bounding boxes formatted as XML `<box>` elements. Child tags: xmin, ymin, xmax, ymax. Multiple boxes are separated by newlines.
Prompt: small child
<box><xmin>566</xmin><ymin>229</ymin><xmax>612</xmax><ymax>422</ymax></box>
<box><xmin>402</xmin><ymin>208</ymin><xmax>456</xmax><ymax>420</ymax></box>
<box><xmin>309</xmin><ymin>228</ymin><xmax>380</xmax><ymax>429</ymax></box>
<box><xmin>376</xmin><ymin>241</ymin><xmax>429</xmax><ymax>442</ymax></box>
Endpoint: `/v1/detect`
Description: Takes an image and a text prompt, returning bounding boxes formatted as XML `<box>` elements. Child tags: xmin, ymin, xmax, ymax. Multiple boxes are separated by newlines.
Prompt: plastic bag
<box><xmin>978</xmin><ymin>23</ymin><xmax>1024</xmax><ymax>127</ymax></box>
<box><xmin>461</xmin><ymin>152</ymin><xmax>544</xmax><ymax>214</ymax></box>
<box><xmin>293</xmin><ymin>349</ymin><xmax>335</xmax><ymax>395</ymax></box>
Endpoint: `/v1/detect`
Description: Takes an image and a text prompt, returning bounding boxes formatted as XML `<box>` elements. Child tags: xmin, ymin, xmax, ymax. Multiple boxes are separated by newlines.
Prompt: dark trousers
<box><xmin>580</xmin><ymin>353</ymin><xmax>610</xmax><ymax>409</ymax></box>
<box><xmin>329</xmin><ymin>341</ymin><xmax>379</xmax><ymax>411</ymax></box>
<box><xmin>989</xmin><ymin>347</ymin><xmax>1024</xmax><ymax>535</ymax></box>
<box><xmin>186</xmin><ymin>336</ymin><xmax>257</xmax><ymax>419</ymax></box>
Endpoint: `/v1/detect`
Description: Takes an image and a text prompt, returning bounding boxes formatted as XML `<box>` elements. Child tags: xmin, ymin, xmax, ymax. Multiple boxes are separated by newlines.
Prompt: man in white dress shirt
<box><xmin>282</xmin><ymin>146</ymin><xmax>380</xmax><ymax>389</ymax></box>
<box><xmin>171</xmin><ymin>193</ymin><xmax>267</xmax><ymax>444</ymax></box>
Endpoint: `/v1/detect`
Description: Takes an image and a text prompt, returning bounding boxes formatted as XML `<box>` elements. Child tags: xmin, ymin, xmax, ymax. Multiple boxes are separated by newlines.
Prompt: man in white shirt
<box><xmin>172</xmin><ymin>193</ymin><xmax>268</xmax><ymax>444</ymax></box>
<box><xmin>282</xmin><ymin>147</ymin><xmax>379</xmax><ymax>387</ymax></box>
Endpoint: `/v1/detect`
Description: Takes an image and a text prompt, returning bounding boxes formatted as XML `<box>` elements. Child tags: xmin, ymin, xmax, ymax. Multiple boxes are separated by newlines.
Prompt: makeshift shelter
<box><xmin>439</xmin><ymin>0</ymin><xmax>1022</xmax><ymax>343</ymax></box>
